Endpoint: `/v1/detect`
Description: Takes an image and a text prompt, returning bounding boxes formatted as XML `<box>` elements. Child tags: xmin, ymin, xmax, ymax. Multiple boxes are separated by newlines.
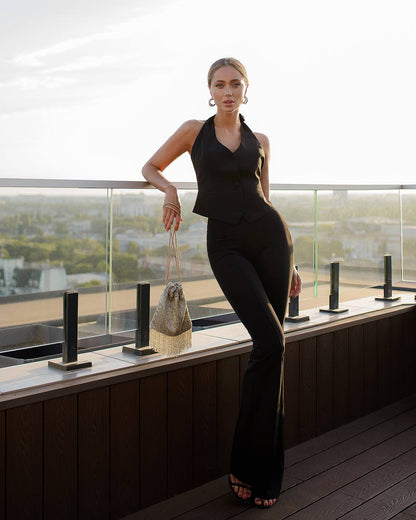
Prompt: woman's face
<box><xmin>209</xmin><ymin>65</ymin><xmax>247</xmax><ymax>113</ymax></box>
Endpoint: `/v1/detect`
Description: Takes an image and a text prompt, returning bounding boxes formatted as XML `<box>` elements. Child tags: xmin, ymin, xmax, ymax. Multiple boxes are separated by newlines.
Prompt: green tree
<box><xmin>127</xmin><ymin>241</ymin><xmax>141</xmax><ymax>256</ymax></box>
<box><xmin>111</xmin><ymin>253</ymin><xmax>138</xmax><ymax>283</ymax></box>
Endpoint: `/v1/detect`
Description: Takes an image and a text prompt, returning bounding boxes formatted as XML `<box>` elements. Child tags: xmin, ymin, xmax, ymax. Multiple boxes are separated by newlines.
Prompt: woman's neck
<box><xmin>214</xmin><ymin>111</ymin><xmax>240</xmax><ymax>128</ymax></box>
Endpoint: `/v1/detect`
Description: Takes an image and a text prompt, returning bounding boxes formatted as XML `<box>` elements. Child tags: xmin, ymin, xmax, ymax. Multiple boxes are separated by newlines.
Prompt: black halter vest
<box><xmin>191</xmin><ymin>114</ymin><xmax>274</xmax><ymax>224</ymax></box>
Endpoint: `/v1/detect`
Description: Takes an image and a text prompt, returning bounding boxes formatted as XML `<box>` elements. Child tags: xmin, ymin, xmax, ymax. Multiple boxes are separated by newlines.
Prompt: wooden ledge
<box><xmin>0</xmin><ymin>294</ymin><xmax>414</xmax><ymax>410</ymax></box>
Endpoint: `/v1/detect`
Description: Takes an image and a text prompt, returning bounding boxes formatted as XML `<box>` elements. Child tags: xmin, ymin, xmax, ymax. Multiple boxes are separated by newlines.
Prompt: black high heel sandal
<box><xmin>228</xmin><ymin>476</ymin><xmax>252</xmax><ymax>505</ymax></box>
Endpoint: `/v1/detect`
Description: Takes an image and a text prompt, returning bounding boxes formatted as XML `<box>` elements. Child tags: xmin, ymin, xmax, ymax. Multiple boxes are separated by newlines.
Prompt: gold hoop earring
<box><xmin>208</xmin><ymin>98</ymin><xmax>216</xmax><ymax>107</ymax></box>
<box><xmin>243</xmin><ymin>96</ymin><xmax>248</xmax><ymax>104</ymax></box>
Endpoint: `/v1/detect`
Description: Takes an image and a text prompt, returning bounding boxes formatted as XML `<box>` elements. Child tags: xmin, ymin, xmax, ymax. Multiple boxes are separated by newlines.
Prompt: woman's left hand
<box><xmin>290</xmin><ymin>266</ymin><xmax>302</xmax><ymax>298</ymax></box>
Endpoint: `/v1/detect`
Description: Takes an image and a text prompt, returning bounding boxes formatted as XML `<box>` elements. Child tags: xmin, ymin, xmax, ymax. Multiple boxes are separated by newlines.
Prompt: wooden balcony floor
<box><xmin>128</xmin><ymin>393</ymin><xmax>416</xmax><ymax>520</ymax></box>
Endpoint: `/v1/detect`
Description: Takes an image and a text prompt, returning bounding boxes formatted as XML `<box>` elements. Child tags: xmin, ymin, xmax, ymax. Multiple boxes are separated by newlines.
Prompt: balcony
<box><xmin>0</xmin><ymin>179</ymin><xmax>415</xmax><ymax>519</ymax></box>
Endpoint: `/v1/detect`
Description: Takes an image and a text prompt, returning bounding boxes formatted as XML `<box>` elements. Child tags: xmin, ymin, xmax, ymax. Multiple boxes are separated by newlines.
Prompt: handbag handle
<box><xmin>166</xmin><ymin>228</ymin><xmax>182</xmax><ymax>284</ymax></box>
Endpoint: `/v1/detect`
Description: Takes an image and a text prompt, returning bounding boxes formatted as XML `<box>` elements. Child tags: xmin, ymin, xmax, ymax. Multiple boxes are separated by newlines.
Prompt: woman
<box><xmin>142</xmin><ymin>57</ymin><xmax>302</xmax><ymax>509</ymax></box>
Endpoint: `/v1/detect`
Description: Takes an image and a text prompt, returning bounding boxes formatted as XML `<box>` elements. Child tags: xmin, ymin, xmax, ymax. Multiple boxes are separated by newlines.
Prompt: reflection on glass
<box><xmin>270</xmin><ymin>190</ymin><xmax>316</xmax><ymax>306</ymax></box>
<box><xmin>316</xmin><ymin>190</ymin><xmax>402</xmax><ymax>301</ymax></box>
<box><xmin>109</xmin><ymin>189</ymin><xmax>231</xmax><ymax>329</ymax></box>
<box><xmin>402</xmin><ymin>189</ymin><xmax>416</xmax><ymax>282</ymax></box>
<box><xmin>0</xmin><ymin>184</ymin><xmax>414</xmax><ymax>366</ymax></box>
<box><xmin>0</xmin><ymin>187</ymin><xmax>109</xmax><ymax>360</ymax></box>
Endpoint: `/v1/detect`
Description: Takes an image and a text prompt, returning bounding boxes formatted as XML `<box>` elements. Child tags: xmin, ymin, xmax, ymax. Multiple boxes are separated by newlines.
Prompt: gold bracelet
<box><xmin>163</xmin><ymin>203</ymin><xmax>181</xmax><ymax>211</ymax></box>
<box><xmin>163</xmin><ymin>203</ymin><xmax>181</xmax><ymax>214</ymax></box>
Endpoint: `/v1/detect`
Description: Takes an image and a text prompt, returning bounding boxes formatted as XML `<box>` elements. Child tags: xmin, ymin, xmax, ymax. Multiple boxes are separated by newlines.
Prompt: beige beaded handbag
<box><xmin>150</xmin><ymin>228</ymin><xmax>192</xmax><ymax>356</ymax></box>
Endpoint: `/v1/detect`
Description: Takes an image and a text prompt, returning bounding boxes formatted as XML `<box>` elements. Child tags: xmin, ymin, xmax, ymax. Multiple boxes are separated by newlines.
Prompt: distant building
<box><xmin>13</xmin><ymin>265</ymin><xmax>67</xmax><ymax>292</ymax></box>
<box><xmin>0</xmin><ymin>258</ymin><xmax>24</xmax><ymax>287</ymax></box>
<box><xmin>116</xmin><ymin>194</ymin><xmax>159</xmax><ymax>217</ymax></box>
<box><xmin>0</xmin><ymin>259</ymin><xmax>67</xmax><ymax>294</ymax></box>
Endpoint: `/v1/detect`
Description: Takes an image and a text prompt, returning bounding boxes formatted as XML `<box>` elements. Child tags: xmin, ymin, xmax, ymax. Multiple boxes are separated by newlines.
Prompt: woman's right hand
<box><xmin>163</xmin><ymin>185</ymin><xmax>182</xmax><ymax>231</ymax></box>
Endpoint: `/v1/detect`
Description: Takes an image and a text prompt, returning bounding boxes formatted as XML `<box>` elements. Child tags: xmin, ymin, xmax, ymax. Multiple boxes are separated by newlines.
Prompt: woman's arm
<box><xmin>142</xmin><ymin>119</ymin><xmax>202</xmax><ymax>231</ymax></box>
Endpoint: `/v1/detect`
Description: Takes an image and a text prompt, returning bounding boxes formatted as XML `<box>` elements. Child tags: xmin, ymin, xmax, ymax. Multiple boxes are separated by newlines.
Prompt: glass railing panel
<box><xmin>270</xmin><ymin>189</ymin><xmax>316</xmax><ymax>310</ymax></box>
<box><xmin>0</xmin><ymin>181</ymin><xmax>411</xmax><ymax>367</ymax></box>
<box><xmin>316</xmin><ymin>189</ymin><xmax>402</xmax><ymax>303</ymax></box>
<box><xmin>0</xmin><ymin>187</ymin><xmax>110</xmax><ymax>362</ymax></box>
<box><xmin>402</xmin><ymin>188</ymin><xmax>416</xmax><ymax>282</ymax></box>
<box><xmin>108</xmin><ymin>189</ymin><xmax>233</xmax><ymax>335</ymax></box>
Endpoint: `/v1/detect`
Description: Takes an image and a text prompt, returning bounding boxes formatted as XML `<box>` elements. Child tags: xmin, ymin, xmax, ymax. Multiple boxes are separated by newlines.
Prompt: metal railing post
<box><xmin>123</xmin><ymin>282</ymin><xmax>156</xmax><ymax>356</ymax></box>
<box><xmin>286</xmin><ymin>266</ymin><xmax>310</xmax><ymax>323</ymax></box>
<box><xmin>320</xmin><ymin>262</ymin><xmax>348</xmax><ymax>314</ymax></box>
<box><xmin>48</xmin><ymin>291</ymin><xmax>92</xmax><ymax>371</ymax></box>
<box><xmin>376</xmin><ymin>254</ymin><xmax>401</xmax><ymax>302</ymax></box>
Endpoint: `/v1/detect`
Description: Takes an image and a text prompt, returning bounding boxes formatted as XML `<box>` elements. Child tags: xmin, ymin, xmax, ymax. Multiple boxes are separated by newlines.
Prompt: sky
<box><xmin>1</xmin><ymin>0</ymin><xmax>415</xmax><ymax>185</ymax></box>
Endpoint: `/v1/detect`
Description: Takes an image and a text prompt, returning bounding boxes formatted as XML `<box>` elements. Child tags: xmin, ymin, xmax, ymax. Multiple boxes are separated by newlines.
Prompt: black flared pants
<box><xmin>207</xmin><ymin>209</ymin><xmax>293</xmax><ymax>499</ymax></box>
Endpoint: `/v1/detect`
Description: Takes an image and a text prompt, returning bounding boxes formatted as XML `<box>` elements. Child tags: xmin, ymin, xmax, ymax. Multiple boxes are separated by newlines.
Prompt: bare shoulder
<box><xmin>180</xmin><ymin>119</ymin><xmax>205</xmax><ymax>137</ymax></box>
<box><xmin>176</xmin><ymin>119</ymin><xmax>205</xmax><ymax>152</ymax></box>
<box><xmin>254</xmin><ymin>132</ymin><xmax>270</xmax><ymax>152</ymax></box>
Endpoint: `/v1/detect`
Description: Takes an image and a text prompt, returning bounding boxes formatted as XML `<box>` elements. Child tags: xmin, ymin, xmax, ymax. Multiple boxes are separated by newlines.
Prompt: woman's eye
<box><xmin>215</xmin><ymin>84</ymin><xmax>224</xmax><ymax>88</ymax></box>
<box><xmin>233</xmin><ymin>83</ymin><xmax>241</xmax><ymax>87</ymax></box>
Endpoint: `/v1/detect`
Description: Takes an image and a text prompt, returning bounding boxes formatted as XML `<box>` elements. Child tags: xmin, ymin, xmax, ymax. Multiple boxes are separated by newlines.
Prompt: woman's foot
<box><xmin>253</xmin><ymin>496</ymin><xmax>277</xmax><ymax>509</ymax></box>
<box><xmin>228</xmin><ymin>474</ymin><xmax>252</xmax><ymax>503</ymax></box>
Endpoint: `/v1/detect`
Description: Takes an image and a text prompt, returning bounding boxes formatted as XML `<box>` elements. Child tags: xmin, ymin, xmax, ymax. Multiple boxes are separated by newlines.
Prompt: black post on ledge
<box><xmin>375</xmin><ymin>254</ymin><xmax>401</xmax><ymax>302</ymax></box>
<box><xmin>48</xmin><ymin>291</ymin><xmax>92</xmax><ymax>371</ymax></box>
<box><xmin>320</xmin><ymin>261</ymin><xmax>349</xmax><ymax>314</ymax></box>
<box><xmin>286</xmin><ymin>266</ymin><xmax>310</xmax><ymax>323</ymax></box>
<box><xmin>123</xmin><ymin>282</ymin><xmax>156</xmax><ymax>356</ymax></box>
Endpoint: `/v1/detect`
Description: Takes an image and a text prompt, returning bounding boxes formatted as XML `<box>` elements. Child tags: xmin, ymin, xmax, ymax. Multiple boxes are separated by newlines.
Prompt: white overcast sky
<box><xmin>0</xmin><ymin>0</ymin><xmax>415</xmax><ymax>185</ymax></box>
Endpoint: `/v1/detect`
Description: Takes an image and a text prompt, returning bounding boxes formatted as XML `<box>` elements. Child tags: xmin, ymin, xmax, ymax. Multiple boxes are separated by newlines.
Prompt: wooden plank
<box><xmin>1</xmin><ymin>306</ymin><xmax>413</xmax><ymax>413</ymax></box>
<box><xmin>285</xmin><ymin>428</ymin><xmax>416</xmax><ymax>510</ymax></box>
<box><xmin>349</xmin><ymin>324</ymin><xmax>364</xmax><ymax>421</ymax></box>
<box><xmin>167</xmin><ymin>367</ymin><xmax>193</xmax><ymax>497</ymax></box>
<box><xmin>404</xmin><ymin>309</ymin><xmax>416</xmax><ymax>395</ymax></box>
<box><xmin>333</xmin><ymin>328</ymin><xmax>349</xmax><ymax>427</ymax></box>
<box><xmin>340</xmin><ymin>446</ymin><xmax>416</xmax><ymax>502</ymax></box>
<box><xmin>130</xmin><ymin>476</ymin><xmax>245</xmax><ymax>520</ymax></box>
<box><xmin>392</xmin><ymin>512</ymin><xmax>416</xmax><ymax>520</ymax></box>
<box><xmin>282</xmin><ymin>490</ymin><xmax>362</xmax><ymax>520</ymax></box>
<box><xmin>43</xmin><ymin>395</ymin><xmax>77</xmax><ymax>520</ymax></box>
<box><xmin>168</xmin><ymin>493</ymin><xmax>250</xmax><ymax>520</ymax></box>
<box><xmin>0</xmin><ymin>411</ymin><xmax>4</xmax><ymax>520</ymax></box>
<box><xmin>216</xmin><ymin>357</ymin><xmax>239</xmax><ymax>477</ymax></box>
<box><xmin>401</xmin><ymin>502</ymin><xmax>416</xmax><ymax>516</ymax></box>
<box><xmin>104</xmin><ymin>395</ymin><xmax>416</xmax><ymax>520</ymax></box>
<box><xmin>339</xmin><ymin>472</ymin><xmax>416</xmax><ymax>520</ymax></box>
<box><xmin>286</xmin><ymin>407</ymin><xmax>416</xmax><ymax>481</ymax></box>
<box><xmin>411</xmin><ymin>309</ymin><xmax>416</xmax><ymax>394</ymax></box>
<box><xmin>316</xmin><ymin>333</ymin><xmax>333</xmax><ymax>435</ymax></box>
<box><xmin>193</xmin><ymin>361</ymin><xmax>217</xmax><ymax>487</ymax></box>
<box><xmin>140</xmin><ymin>373</ymin><xmax>167</xmax><ymax>509</ymax></box>
<box><xmin>378</xmin><ymin>317</ymin><xmax>392</xmax><ymax>406</ymax></box>
<box><xmin>363</xmin><ymin>320</ymin><xmax>378</xmax><ymax>414</ymax></box>
<box><xmin>285</xmin><ymin>394</ymin><xmax>416</xmax><ymax>468</ymax></box>
<box><xmin>391</xmin><ymin>314</ymin><xmax>405</xmax><ymax>401</ymax></box>
<box><xmin>6</xmin><ymin>403</ymin><xmax>43</xmax><ymax>520</ymax></box>
<box><xmin>284</xmin><ymin>341</ymin><xmax>300</xmax><ymax>448</ymax></box>
<box><xmin>78</xmin><ymin>387</ymin><xmax>110</xmax><ymax>520</ymax></box>
<box><xmin>299</xmin><ymin>337</ymin><xmax>317</xmax><ymax>442</ymax></box>
<box><xmin>110</xmin><ymin>380</ymin><xmax>140</xmax><ymax>519</ymax></box>
<box><xmin>411</xmin><ymin>308</ymin><xmax>416</xmax><ymax>393</ymax></box>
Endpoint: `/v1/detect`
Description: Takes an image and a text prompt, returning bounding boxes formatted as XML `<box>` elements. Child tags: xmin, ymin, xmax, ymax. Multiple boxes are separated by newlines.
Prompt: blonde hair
<box><xmin>207</xmin><ymin>57</ymin><xmax>249</xmax><ymax>87</ymax></box>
